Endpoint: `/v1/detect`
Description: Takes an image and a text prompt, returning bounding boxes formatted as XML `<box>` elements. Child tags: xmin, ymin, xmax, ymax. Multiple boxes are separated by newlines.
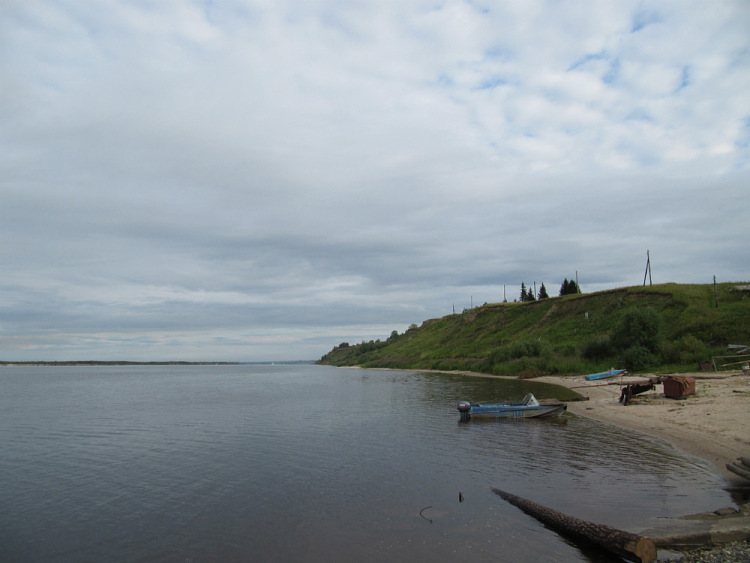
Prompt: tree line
<box><xmin>518</xmin><ymin>278</ymin><xmax>580</xmax><ymax>302</ymax></box>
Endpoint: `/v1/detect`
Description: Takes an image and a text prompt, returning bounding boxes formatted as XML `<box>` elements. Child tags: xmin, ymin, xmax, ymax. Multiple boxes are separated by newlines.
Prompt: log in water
<box><xmin>491</xmin><ymin>487</ymin><xmax>656</xmax><ymax>563</ymax></box>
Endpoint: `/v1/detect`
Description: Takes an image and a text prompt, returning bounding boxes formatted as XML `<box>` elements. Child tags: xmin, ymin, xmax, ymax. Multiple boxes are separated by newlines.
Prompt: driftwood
<box><xmin>720</xmin><ymin>359</ymin><xmax>750</xmax><ymax>367</ymax></box>
<box><xmin>726</xmin><ymin>457</ymin><xmax>750</xmax><ymax>481</ymax></box>
<box><xmin>727</xmin><ymin>462</ymin><xmax>750</xmax><ymax>481</ymax></box>
<box><xmin>491</xmin><ymin>487</ymin><xmax>656</xmax><ymax>563</ymax></box>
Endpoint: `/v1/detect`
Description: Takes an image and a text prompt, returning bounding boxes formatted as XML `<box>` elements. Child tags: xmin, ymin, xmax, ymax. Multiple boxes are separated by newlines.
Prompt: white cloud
<box><xmin>1</xmin><ymin>0</ymin><xmax>749</xmax><ymax>360</ymax></box>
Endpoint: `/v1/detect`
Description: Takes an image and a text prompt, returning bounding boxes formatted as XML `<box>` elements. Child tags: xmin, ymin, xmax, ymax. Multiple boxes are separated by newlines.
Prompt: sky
<box><xmin>2</xmin><ymin>1</ymin><xmax>749</xmax><ymax>362</ymax></box>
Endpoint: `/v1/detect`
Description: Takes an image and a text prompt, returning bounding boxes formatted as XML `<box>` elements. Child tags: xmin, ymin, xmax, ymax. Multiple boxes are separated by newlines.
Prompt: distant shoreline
<box><xmin>0</xmin><ymin>361</ymin><xmax>239</xmax><ymax>366</ymax></box>
<box><xmin>0</xmin><ymin>360</ymin><xmax>316</xmax><ymax>366</ymax></box>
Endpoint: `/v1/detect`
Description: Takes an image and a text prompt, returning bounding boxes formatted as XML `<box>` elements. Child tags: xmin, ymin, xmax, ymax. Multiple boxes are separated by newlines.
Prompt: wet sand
<box><xmin>536</xmin><ymin>371</ymin><xmax>750</xmax><ymax>483</ymax></box>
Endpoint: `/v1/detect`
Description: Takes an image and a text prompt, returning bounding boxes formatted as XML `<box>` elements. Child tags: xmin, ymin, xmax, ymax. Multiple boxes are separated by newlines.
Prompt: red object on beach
<box><xmin>663</xmin><ymin>376</ymin><xmax>696</xmax><ymax>399</ymax></box>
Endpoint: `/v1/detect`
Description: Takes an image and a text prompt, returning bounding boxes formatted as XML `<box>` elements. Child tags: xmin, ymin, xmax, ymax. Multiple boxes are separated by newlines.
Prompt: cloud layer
<box><xmin>2</xmin><ymin>1</ymin><xmax>749</xmax><ymax>360</ymax></box>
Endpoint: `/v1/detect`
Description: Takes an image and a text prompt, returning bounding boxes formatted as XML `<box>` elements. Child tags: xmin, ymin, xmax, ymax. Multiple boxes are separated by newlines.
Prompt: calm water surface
<box><xmin>0</xmin><ymin>365</ymin><xmax>732</xmax><ymax>562</ymax></box>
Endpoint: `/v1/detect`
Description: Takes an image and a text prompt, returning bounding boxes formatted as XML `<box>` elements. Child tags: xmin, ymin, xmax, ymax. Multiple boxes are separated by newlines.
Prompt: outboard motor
<box><xmin>457</xmin><ymin>401</ymin><xmax>472</xmax><ymax>421</ymax></box>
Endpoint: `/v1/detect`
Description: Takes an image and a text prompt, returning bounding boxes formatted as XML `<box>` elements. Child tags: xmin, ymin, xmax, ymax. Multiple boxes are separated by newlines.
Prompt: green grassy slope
<box><xmin>318</xmin><ymin>283</ymin><xmax>750</xmax><ymax>376</ymax></box>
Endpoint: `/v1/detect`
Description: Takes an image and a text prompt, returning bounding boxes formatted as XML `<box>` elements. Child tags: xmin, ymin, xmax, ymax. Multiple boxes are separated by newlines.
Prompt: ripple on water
<box><xmin>0</xmin><ymin>365</ymin><xmax>734</xmax><ymax>563</ymax></box>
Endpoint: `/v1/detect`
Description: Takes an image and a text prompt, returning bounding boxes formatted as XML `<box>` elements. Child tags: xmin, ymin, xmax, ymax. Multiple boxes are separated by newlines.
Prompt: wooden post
<box><xmin>713</xmin><ymin>275</ymin><xmax>718</xmax><ymax>308</ymax></box>
<box><xmin>491</xmin><ymin>487</ymin><xmax>656</xmax><ymax>563</ymax></box>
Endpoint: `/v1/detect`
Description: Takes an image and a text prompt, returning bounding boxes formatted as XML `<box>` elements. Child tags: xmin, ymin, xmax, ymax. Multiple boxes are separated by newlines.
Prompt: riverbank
<box><xmin>467</xmin><ymin>369</ymin><xmax>750</xmax><ymax>561</ymax></box>
<box><xmin>535</xmin><ymin>371</ymin><xmax>750</xmax><ymax>484</ymax></box>
<box><xmin>425</xmin><ymin>367</ymin><xmax>750</xmax><ymax>483</ymax></box>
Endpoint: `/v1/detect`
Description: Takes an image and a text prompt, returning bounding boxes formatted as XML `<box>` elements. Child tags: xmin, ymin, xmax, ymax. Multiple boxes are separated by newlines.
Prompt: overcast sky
<box><xmin>2</xmin><ymin>1</ymin><xmax>749</xmax><ymax>362</ymax></box>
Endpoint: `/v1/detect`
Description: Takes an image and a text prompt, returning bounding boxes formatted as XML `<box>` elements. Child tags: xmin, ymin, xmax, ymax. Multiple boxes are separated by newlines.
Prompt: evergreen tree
<box><xmin>520</xmin><ymin>282</ymin><xmax>528</xmax><ymax>302</ymax></box>
<box><xmin>559</xmin><ymin>278</ymin><xmax>581</xmax><ymax>296</ymax></box>
<box><xmin>559</xmin><ymin>279</ymin><xmax>569</xmax><ymax>296</ymax></box>
<box><xmin>538</xmin><ymin>283</ymin><xmax>549</xmax><ymax>299</ymax></box>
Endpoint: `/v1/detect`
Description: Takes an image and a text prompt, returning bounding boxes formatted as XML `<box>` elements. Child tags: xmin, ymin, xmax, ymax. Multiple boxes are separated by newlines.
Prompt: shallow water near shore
<box><xmin>0</xmin><ymin>364</ymin><xmax>733</xmax><ymax>562</ymax></box>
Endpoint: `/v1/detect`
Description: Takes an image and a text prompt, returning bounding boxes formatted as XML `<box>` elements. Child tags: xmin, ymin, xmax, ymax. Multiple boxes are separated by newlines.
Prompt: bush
<box><xmin>582</xmin><ymin>338</ymin><xmax>612</xmax><ymax>360</ymax></box>
<box><xmin>485</xmin><ymin>339</ymin><xmax>547</xmax><ymax>373</ymax></box>
<box><xmin>619</xmin><ymin>345</ymin><xmax>656</xmax><ymax>371</ymax></box>
<box><xmin>610</xmin><ymin>308</ymin><xmax>663</xmax><ymax>353</ymax></box>
<box><xmin>660</xmin><ymin>334</ymin><xmax>708</xmax><ymax>365</ymax></box>
<box><xmin>508</xmin><ymin>339</ymin><xmax>543</xmax><ymax>359</ymax></box>
<box><xmin>557</xmin><ymin>343</ymin><xmax>577</xmax><ymax>357</ymax></box>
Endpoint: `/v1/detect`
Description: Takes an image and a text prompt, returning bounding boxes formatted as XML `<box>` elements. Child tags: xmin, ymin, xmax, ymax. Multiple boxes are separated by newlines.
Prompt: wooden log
<box><xmin>713</xmin><ymin>354</ymin><xmax>750</xmax><ymax>360</ymax></box>
<box><xmin>727</xmin><ymin>461</ymin><xmax>750</xmax><ymax>481</ymax></box>
<box><xmin>719</xmin><ymin>359</ymin><xmax>750</xmax><ymax>367</ymax></box>
<box><xmin>491</xmin><ymin>487</ymin><xmax>656</xmax><ymax>563</ymax></box>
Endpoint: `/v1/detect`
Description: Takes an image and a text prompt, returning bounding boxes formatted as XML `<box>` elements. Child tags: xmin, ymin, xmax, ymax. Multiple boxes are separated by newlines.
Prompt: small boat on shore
<box><xmin>457</xmin><ymin>393</ymin><xmax>567</xmax><ymax>421</ymax></box>
<box><xmin>584</xmin><ymin>368</ymin><xmax>626</xmax><ymax>381</ymax></box>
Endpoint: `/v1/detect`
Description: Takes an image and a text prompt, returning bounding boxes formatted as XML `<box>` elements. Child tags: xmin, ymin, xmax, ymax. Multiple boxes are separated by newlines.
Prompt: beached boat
<box><xmin>584</xmin><ymin>368</ymin><xmax>626</xmax><ymax>381</ymax></box>
<box><xmin>457</xmin><ymin>393</ymin><xmax>566</xmax><ymax>421</ymax></box>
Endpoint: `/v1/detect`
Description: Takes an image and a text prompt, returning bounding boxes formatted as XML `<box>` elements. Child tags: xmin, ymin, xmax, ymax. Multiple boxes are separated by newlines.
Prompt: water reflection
<box><xmin>414</xmin><ymin>370</ymin><xmax>583</xmax><ymax>404</ymax></box>
<box><xmin>0</xmin><ymin>365</ymin><xmax>733</xmax><ymax>563</ymax></box>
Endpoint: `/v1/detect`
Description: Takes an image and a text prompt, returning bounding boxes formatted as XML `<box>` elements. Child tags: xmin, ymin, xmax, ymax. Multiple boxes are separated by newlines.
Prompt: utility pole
<box><xmin>643</xmin><ymin>250</ymin><xmax>652</xmax><ymax>286</ymax></box>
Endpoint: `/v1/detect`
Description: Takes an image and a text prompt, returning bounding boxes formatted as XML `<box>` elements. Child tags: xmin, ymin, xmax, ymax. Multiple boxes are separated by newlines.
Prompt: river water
<box><xmin>0</xmin><ymin>364</ymin><xmax>732</xmax><ymax>562</ymax></box>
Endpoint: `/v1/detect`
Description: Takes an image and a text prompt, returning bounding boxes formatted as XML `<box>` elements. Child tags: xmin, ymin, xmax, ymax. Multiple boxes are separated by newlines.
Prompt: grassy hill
<box><xmin>318</xmin><ymin>283</ymin><xmax>750</xmax><ymax>376</ymax></box>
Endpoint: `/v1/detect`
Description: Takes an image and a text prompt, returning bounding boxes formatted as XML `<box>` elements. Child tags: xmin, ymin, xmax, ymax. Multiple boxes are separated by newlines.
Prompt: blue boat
<box><xmin>457</xmin><ymin>393</ymin><xmax>567</xmax><ymax>421</ymax></box>
<box><xmin>584</xmin><ymin>368</ymin><xmax>627</xmax><ymax>381</ymax></box>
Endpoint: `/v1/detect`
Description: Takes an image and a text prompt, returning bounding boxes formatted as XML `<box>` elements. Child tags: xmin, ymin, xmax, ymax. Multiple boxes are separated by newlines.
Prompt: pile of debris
<box><xmin>618</xmin><ymin>375</ymin><xmax>698</xmax><ymax>405</ymax></box>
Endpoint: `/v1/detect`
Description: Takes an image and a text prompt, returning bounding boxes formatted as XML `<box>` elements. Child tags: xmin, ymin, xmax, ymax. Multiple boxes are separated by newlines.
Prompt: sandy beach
<box><xmin>413</xmin><ymin>366</ymin><xmax>750</xmax><ymax>485</ymax></box>
<box><xmin>536</xmin><ymin>371</ymin><xmax>750</xmax><ymax>484</ymax></box>
<box><xmin>427</xmin><ymin>368</ymin><xmax>750</xmax><ymax>558</ymax></box>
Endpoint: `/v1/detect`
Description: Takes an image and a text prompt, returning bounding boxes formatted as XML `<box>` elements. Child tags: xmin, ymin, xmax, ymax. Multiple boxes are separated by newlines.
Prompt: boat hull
<box><xmin>584</xmin><ymin>368</ymin><xmax>626</xmax><ymax>381</ymax></box>
<box><xmin>465</xmin><ymin>404</ymin><xmax>567</xmax><ymax>419</ymax></box>
<box><xmin>458</xmin><ymin>396</ymin><xmax>567</xmax><ymax>420</ymax></box>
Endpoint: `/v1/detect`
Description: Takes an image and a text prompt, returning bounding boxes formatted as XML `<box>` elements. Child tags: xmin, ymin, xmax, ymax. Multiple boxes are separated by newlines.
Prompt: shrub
<box><xmin>610</xmin><ymin>308</ymin><xmax>663</xmax><ymax>353</ymax></box>
<box><xmin>557</xmin><ymin>343</ymin><xmax>577</xmax><ymax>357</ymax></box>
<box><xmin>485</xmin><ymin>339</ymin><xmax>547</xmax><ymax>373</ymax></box>
<box><xmin>508</xmin><ymin>339</ymin><xmax>542</xmax><ymax>359</ymax></box>
<box><xmin>660</xmin><ymin>334</ymin><xmax>708</xmax><ymax>365</ymax></box>
<box><xmin>487</xmin><ymin>347</ymin><xmax>510</xmax><ymax>365</ymax></box>
<box><xmin>619</xmin><ymin>345</ymin><xmax>656</xmax><ymax>371</ymax></box>
<box><xmin>582</xmin><ymin>338</ymin><xmax>612</xmax><ymax>360</ymax></box>
<box><xmin>659</xmin><ymin>340</ymin><xmax>681</xmax><ymax>364</ymax></box>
